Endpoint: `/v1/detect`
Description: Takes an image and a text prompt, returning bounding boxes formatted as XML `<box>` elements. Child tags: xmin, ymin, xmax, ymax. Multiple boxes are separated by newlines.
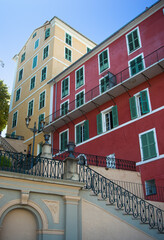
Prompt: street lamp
<box><xmin>25</xmin><ymin>117</ymin><xmax>50</xmax><ymax>156</ymax></box>
<box><xmin>25</xmin><ymin>116</ymin><xmax>38</xmax><ymax>157</ymax></box>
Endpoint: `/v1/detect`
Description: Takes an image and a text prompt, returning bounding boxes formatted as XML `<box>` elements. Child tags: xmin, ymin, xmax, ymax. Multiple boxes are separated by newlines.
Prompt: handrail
<box><xmin>78</xmin><ymin>165</ymin><xmax>164</xmax><ymax>233</ymax></box>
<box><xmin>0</xmin><ymin>150</ymin><xmax>64</xmax><ymax>179</ymax></box>
<box><xmin>52</xmin><ymin>148</ymin><xmax>136</xmax><ymax>171</ymax></box>
<box><xmin>44</xmin><ymin>46</ymin><xmax>164</xmax><ymax>127</ymax></box>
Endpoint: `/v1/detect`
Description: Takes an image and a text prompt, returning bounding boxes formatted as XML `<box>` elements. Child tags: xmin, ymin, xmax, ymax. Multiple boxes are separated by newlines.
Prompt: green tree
<box><xmin>0</xmin><ymin>80</ymin><xmax>10</xmax><ymax>134</ymax></box>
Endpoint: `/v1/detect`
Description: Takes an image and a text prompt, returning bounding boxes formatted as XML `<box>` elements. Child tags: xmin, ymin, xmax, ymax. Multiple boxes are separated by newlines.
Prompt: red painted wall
<box><xmin>52</xmin><ymin>7</ymin><xmax>164</xmax><ymax>190</ymax></box>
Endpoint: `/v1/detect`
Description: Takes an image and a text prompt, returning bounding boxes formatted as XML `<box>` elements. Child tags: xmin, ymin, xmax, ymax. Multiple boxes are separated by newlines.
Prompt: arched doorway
<box><xmin>1</xmin><ymin>208</ymin><xmax>37</xmax><ymax>240</ymax></box>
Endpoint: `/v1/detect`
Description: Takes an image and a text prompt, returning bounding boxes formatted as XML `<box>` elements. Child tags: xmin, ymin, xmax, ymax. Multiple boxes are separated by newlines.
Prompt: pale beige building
<box><xmin>7</xmin><ymin>17</ymin><xmax>96</xmax><ymax>155</ymax></box>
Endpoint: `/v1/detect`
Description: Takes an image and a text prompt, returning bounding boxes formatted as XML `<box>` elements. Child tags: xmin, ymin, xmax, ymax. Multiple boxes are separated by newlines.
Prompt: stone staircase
<box><xmin>0</xmin><ymin>136</ymin><xmax>27</xmax><ymax>153</ymax></box>
<box><xmin>79</xmin><ymin>165</ymin><xmax>164</xmax><ymax>239</ymax></box>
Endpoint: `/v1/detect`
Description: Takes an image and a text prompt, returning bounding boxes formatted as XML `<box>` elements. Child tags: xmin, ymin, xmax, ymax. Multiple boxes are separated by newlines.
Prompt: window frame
<box><xmin>32</xmin><ymin>55</ymin><xmax>38</xmax><ymax>69</ymax></box>
<box><xmin>65</xmin><ymin>47</ymin><xmax>72</xmax><ymax>62</ymax></box>
<box><xmin>59</xmin><ymin>129</ymin><xmax>69</xmax><ymax>152</ymax></box>
<box><xmin>43</xmin><ymin>45</ymin><xmax>49</xmax><ymax>60</ymax></box>
<box><xmin>139</xmin><ymin>128</ymin><xmax>159</xmax><ymax>162</ymax></box>
<box><xmin>75</xmin><ymin>89</ymin><xmax>85</xmax><ymax>108</ymax></box>
<box><xmin>12</xmin><ymin>111</ymin><xmax>18</xmax><ymax>128</ymax></box>
<box><xmin>60</xmin><ymin>99</ymin><xmax>69</xmax><ymax>116</ymax></box>
<box><xmin>34</xmin><ymin>39</ymin><xmax>39</xmax><ymax>50</ymax></box>
<box><xmin>61</xmin><ymin>76</ymin><xmax>70</xmax><ymax>99</ymax></box>
<box><xmin>128</xmin><ymin>53</ymin><xmax>145</xmax><ymax>77</ymax></box>
<box><xmin>75</xmin><ymin>65</ymin><xmax>85</xmax><ymax>90</ymax></box>
<box><xmin>18</xmin><ymin>68</ymin><xmax>23</xmax><ymax>82</ymax></box>
<box><xmin>41</xmin><ymin>66</ymin><xmax>47</xmax><ymax>82</ymax></box>
<box><xmin>98</xmin><ymin>48</ymin><xmax>110</xmax><ymax>74</ymax></box>
<box><xmin>27</xmin><ymin>99</ymin><xmax>34</xmax><ymax>117</ymax></box>
<box><xmin>21</xmin><ymin>52</ymin><xmax>26</xmax><ymax>63</ymax></box>
<box><xmin>145</xmin><ymin>179</ymin><xmax>157</xmax><ymax>196</ymax></box>
<box><xmin>126</xmin><ymin>27</ymin><xmax>142</xmax><ymax>55</ymax></box>
<box><xmin>39</xmin><ymin>90</ymin><xmax>46</xmax><ymax>110</ymax></box>
<box><xmin>45</xmin><ymin>28</ymin><xmax>50</xmax><ymax>40</ymax></box>
<box><xmin>30</xmin><ymin>76</ymin><xmax>36</xmax><ymax>91</ymax></box>
<box><xmin>133</xmin><ymin>88</ymin><xmax>151</xmax><ymax>118</ymax></box>
<box><xmin>65</xmin><ymin>33</ymin><xmax>72</xmax><ymax>46</ymax></box>
<box><xmin>38</xmin><ymin>113</ymin><xmax>45</xmax><ymax>132</ymax></box>
<box><xmin>75</xmin><ymin>120</ymin><xmax>89</xmax><ymax>145</ymax></box>
<box><xmin>15</xmin><ymin>88</ymin><xmax>21</xmax><ymax>102</ymax></box>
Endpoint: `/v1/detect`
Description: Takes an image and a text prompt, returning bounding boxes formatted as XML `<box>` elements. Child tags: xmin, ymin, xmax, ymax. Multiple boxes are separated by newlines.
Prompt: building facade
<box><xmin>7</xmin><ymin>17</ymin><xmax>96</xmax><ymax>155</ymax></box>
<box><xmin>44</xmin><ymin>1</ymin><xmax>164</xmax><ymax>197</ymax></box>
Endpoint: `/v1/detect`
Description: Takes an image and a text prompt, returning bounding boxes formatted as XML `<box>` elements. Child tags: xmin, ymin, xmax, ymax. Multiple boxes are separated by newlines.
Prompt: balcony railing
<box><xmin>5</xmin><ymin>133</ymin><xmax>24</xmax><ymax>140</ymax></box>
<box><xmin>44</xmin><ymin>46</ymin><xmax>164</xmax><ymax>129</ymax></box>
<box><xmin>52</xmin><ymin>148</ymin><xmax>136</xmax><ymax>171</ymax></box>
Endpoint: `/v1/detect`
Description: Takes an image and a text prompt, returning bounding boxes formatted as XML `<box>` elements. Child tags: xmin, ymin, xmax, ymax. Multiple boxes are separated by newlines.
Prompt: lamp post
<box><xmin>25</xmin><ymin>116</ymin><xmax>38</xmax><ymax>157</ymax></box>
<box><xmin>25</xmin><ymin>117</ymin><xmax>50</xmax><ymax>157</ymax></box>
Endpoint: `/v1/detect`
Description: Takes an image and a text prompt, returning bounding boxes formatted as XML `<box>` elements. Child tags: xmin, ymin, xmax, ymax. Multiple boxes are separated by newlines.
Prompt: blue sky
<box><xmin>0</xmin><ymin>0</ymin><xmax>158</xmax><ymax>94</ymax></box>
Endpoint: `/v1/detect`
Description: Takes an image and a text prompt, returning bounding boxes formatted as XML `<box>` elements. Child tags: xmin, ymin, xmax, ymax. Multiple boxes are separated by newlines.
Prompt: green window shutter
<box><xmin>140</xmin><ymin>90</ymin><xmax>150</xmax><ymax>114</ymax></box>
<box><xmin>97</xmin><ymin>113</ymin><xmax>102</xmax><ymax>135</ymax></box>
<box><xmin>112</xmin><ymin>105</ymin><xmax>119</xmax><ymax>128</ymax></box>
<box><xmin>84</xmin><ymin>120</ymin><xmax>89</xmax><ymax>141</ymax></box>
<box><xmin>129</xmin><ymin>97</ymin><xmax>137</xmax><ymax>119</ymax></box>
<box><xmin>76</xmin><ymin>125</ymin><xmax>81</xmax><ymax>144</ymax></box>
<box><xmin>141</xmin><ymin>131</ymin><xmax>157</xmax><ymax>160</ymax></box>
<box><xmin>148</xmin><ymin>131</ymin><xmax>157</xmax><ymax>158</ymax></box>
<box><xmin>38</xmin><ymin>114</ymin><xmax>44</xmax><ymax>132</ymax></box>
<box><xmin>61</xmin><ymin>131</ymin><xmax>67</xmax><ymax>151</ymax></box>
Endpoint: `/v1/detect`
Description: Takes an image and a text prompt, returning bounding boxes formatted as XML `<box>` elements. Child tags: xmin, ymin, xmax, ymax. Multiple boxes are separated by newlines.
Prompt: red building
<box><xmin>45</xmin><ymin>1</ymin><xmax>164</xmax><ymax>199</ymax></box>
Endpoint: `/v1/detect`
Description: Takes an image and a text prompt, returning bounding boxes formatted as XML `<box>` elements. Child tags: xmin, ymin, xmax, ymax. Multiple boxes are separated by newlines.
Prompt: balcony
<box><xmin>44</xmin><ymin>46</ymin><xmax>164</xmax><ymax>132</ymax></box>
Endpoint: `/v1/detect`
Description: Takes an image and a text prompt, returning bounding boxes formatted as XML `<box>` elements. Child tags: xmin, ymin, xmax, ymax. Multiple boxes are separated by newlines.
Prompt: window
<box><xmin>98</xmin><ymin>49</ymin><xmax>109</xmax><ymax>73</ymax></box>
<box><xmin>41</xmin><ymin>67</ymin><xmax>47</xmax><ymax>81</ymax></box>
<box><xmin>75</xmin><ymin>120</ymin><xmax>89</xmax><ymax>144</ymax></box>
<box><xmin>61</xmin><ymin>101</ymin><xmax>69</xmax><ymax>116</ymax></box>
<box><xmin>32</xmin><ymin>55</ymin><xmax>37</xmax><ymax>69</ymax></box>
<box><xmin>28</xmin><ymin>100</ymin><xmax>34</xmax><ymax>117</ymax></box>
<box><xmin>87</xmin><ymin>47</ymin><xmax>91</xmax><ymax>53</ymax></box>
<box><xmin>30</xmin><ymin>76</ymin><xmax>35</xmax><ymax>90</ymax></box>
<box><xmin>60</xmin><ymin>130</ymin><xmax>68</xmax><ymax>151</ymax></box>
<box><xmin>32</xmin><ymin>32</ymin><xmax>37</xmax><ymax>38</ymax></box>
<box><xmin>65</xmin><ymin>47</ymin><xmax>72</xmax><ymax>62</ymax></box>
<box><xmin>38</xmin><ymin>113</ymin><xmax>44</xmax><ymax>132</ymax></box>
<box><xmin>76</xmin><ymin>90</ymin><xmax>85</xmax><ymax>108</ymax></box>
<box><xmin>43</xmin><ymin>45</ymin><xmax>49</xmax><ymax>60</ymax></box>
<box><xmin>129</xmin><ymin>54</ymin><xmax>144</xmax><ymax>76</ymax></box>
<box><xmin>34</xmin><ymin>39</ymin><xmax>39</xmax><ymax>49</ymax></box>
<box><xmin>139</xmin><ymin>129</ymin><xmax>158</xmax><ymax>161</ymax></box>
<box><xmin>76</xmin><ymin>66</ymin><xmax>84</xmax><ymax>89</ymax></box>
<box><xmin>97</xmin><ymin>106</ymin><xmax>119</xmax><ymax>134</ymax></box>
<box><xmin>37</xmin><ymin>142</ymin><xmax>43</xmax><ymax>155</ymax></box>
<box><xmin>21</xmin><ymin>52</ymin><xmax>25</xmax><ymax>63</ymax></box>
<box><xmin>28</xmin><ymin>144</ymin><xmax>32</xmax><ymax>154</ymax></box>
<box><xmin>12</xmin><ymin>111</ymin><xmax>18</xmax><ymax>128</ymax></box>
<box><xmin>61</xmin><ymin>77</ymin><xmax>69</xmax><ymax>98</ymax></box>
<box><xmin>126</xmin><ymin>27</ymin><xmax>141</xmax><ymax>54</ymax></box>
<box><xmin>16</xmin><ymin>88</ymin><xmax>21</xmax><ymax>102</ymax></box>
<box><xmin>65</xmin><ymin>33</ymin><xmax>72</xmax><ymax>46</ymax></box>
<box><xmin>145</xmin><ymin>179</ymin><xmax>156</xmax><ymax>196</ymax></box>
<box><xmin>39</xmin><ymin>91</ymin><xmax>45</xmax><ymax>109</ymax></box>
<box><xmin>100</xmin><ymin>74</ymin><xmax>116</xmax><ymax>94</ymax></box>
<box><xmin>45</xmin><ymin>28</ymin><xmax>50</xmax><ymax>40</ymax></box>
<box><xmin>106</xmin><ymin>154</ymin><xmax>116</xmax><ymax>169</ymax></box>
<box><xmin>129</xmin><ymin>89</ymin><xmax>150</xmax><ymax>119</ymax></box>
<box><xmin>18</xmin><ymin>69</ymin><xmax>23</xmax><ymax>81</ymax></box>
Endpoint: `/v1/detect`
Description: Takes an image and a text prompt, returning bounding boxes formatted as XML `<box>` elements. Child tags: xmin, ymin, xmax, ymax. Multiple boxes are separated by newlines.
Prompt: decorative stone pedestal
<box><xmin>63</xmin><ymin>157</ymin><xmax>79</xmax><ymax>181</ymax></box>
<box><xmin>41</xmin><ymin>143</ymin><xmax>52</xmax><ymax>159</ymax></box>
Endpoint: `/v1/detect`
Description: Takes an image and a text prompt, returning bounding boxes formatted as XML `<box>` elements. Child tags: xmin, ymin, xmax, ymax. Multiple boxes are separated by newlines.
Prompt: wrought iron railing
<box><xmin>5</xmin><ymin>133</ymin><xmax>24</xmax><ymax>140</ymax></box>
<box><xmin>78</xmin><ymin>165</ymin><xmax>164</xmax><ymax>233</ymax></box>
<box><xmin>52</xmin><ymin>148</ymin><xmax>136</xmax><ymax>171</ymax></box>
<box><xmin>44</xmin><ymin>46</ymin><xmax>164</xmax><ymax>126</ymax></box>
<box><xmin>0</xmin><ymin>150</ymin><xmax>64</xmax><ymax>179</ymax></box>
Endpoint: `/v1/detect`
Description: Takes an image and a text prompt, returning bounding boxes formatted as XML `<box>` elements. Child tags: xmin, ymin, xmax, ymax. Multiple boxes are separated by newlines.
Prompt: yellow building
<box><xmin>7</xmin><ymin>17</ymin><xmax>96</xmax><ymax>155</ymax></box>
